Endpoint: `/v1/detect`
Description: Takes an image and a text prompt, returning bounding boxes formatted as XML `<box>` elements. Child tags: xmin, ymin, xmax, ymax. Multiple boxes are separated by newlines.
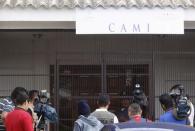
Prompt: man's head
<box><xmin>121</xmin><ymin>98</ymin><xmax>130</xmax><ymax>108</ymax></box>
<box><xmin>28</xmin><ymin>90</ymin><xmax>39</xmax><ymax>104</ymax></box>
<box><xmin>97</xmin><ymin>94</ymin><xmax>110</xmax><ymax>108</ymax></box>
<box><xmin>128</xmin><ymin>103</ymin><xmax>142</xmax><ymax>118</ymax></box>
<box><xmin>78</xmin><ymin>100</ymin><xmax>91</xmax><ymax>117</ymax></box>
<box><xmin>11</xmin><ymin>87</ymin><xmax>29</xmax><ymax>110</ymax></box>
<box><xmin>126</xmin><ymin>78</ymin><xmax>132</xmax><ymax>87</ymax></box>
<box><xmin>159</xmin><ymin>93</ymin><xmax>173</xmax><ymax>111</ymax></box>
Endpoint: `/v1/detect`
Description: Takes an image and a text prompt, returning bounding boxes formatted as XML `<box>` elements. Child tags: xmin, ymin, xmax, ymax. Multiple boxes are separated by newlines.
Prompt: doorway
<box><xmin>50</xmin><ymin>63</ymin><xmax>151</xmax><ymax>131</ymax></box>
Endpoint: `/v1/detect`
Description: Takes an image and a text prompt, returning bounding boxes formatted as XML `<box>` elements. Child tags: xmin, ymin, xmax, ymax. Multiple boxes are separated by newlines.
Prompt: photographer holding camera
<box><xmin>34</xmin><ymin>90</ymin><xmax>58</xmax><ymax>131</ymax></box>
<box><xmin>169</xmin><ymin>84</ymin><xmax>194</xmax><ymax>126</ymax></box>
<box><xmin>132</xmin><ymin>83</ymin><xmax>148</xmax><ymax>118</ymax></box>
<box><xmin>159</xmin><ymin>93</ymin><xmax>190</xmax><ymax>125</ymax></box>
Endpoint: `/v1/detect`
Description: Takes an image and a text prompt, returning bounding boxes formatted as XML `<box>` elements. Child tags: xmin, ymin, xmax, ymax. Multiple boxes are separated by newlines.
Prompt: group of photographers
<box><xmin>0</xmin><ymin>87</ymin><xmax>58</xmax><ymax>131</ymax></box>
<box><xmin>0</xmin><ymin>84</ymin><xmax>194</xmax><ymax>131</ymax></box>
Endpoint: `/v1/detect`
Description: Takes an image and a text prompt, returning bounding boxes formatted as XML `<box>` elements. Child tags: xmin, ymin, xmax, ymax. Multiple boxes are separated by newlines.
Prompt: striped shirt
<box><xmin>0</xmin><ymin>97</ymin><xmax>15</xmax><ymax>112</ymax></box>
<box><xmin>0</xmin><ymin>97</ymin><xmax>15</xmax><ymax>131</ymax></box>
<box><xmin>91</xmin><ymin>108</ymin><xmax>119</xmax><ymax>125</ymax></box>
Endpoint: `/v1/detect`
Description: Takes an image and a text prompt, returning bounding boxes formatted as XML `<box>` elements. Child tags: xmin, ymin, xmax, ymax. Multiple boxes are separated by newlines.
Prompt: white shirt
<box><xmin>95</xmin><ymin>108</ymin><xmax>119</xmax><ymax>123</ymax></box>
<box><xmin>188</xmin><ymin>101</ymin><xmax>194</xmax><ymax>127</ymax></box>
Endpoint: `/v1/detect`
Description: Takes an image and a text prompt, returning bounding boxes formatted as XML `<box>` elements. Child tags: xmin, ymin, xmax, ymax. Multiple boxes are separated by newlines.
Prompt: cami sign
<box><xmin>76</xmin><ymin>8</ymin><xmax>184</xmax><ymax>34</ymax></box>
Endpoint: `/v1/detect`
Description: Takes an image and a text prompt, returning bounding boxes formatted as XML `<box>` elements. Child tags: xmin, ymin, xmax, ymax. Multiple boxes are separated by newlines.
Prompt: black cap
<box><xmin>78</xmin><ymin>100</ymin><xmax>91</xmax><ymax>117</ymax></box>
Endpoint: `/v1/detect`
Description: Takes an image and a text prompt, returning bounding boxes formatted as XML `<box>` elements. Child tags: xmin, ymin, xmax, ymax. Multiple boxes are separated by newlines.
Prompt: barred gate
<box><xmin>51</xmin><ymin>64</ymin><xmax>151</xmax><ymax>131</ymax></box>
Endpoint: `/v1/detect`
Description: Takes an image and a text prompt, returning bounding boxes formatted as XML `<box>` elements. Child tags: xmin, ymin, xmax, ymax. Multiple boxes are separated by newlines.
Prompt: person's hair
<box><xmin>98</xmin><ymin>94</ymin><xmax>110</xmax><ymax>107</ymax></box>
<box><xmin>159</xmin><ymin>93</ymin><xmax>173</xmax><ymax>110</ymax></box>
<box><xmin>28</xmin><ymin>90</ymin><xmax>39</xmax><ymax>102</ymax></box>
<box><xmin>11</xmin><ymin>87</ymin><xmax>29</xmax><ymax>106</ymax></box>
<box><xmin>186</xmin><ymin>94</ymin><xmax>190</xmax><ymax>100</ymax></box>
<box><xmin>128</xmin><ymin>103</ymin><xmax>142</xmax><ymax>116</ymax></box>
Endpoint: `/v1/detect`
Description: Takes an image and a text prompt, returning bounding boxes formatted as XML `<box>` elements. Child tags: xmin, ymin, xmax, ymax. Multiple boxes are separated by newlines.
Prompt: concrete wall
<box><xmin>0</xmin><ymin>32</ymin><xmax>51</xmax><ymax>96</ymax></box>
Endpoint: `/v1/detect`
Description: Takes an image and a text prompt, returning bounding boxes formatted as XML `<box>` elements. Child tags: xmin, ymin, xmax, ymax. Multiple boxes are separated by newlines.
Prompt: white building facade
<box><xmin>1</xmin><ymin>0</ymin><xmax>195</xmax><ymax>130</ymax></box>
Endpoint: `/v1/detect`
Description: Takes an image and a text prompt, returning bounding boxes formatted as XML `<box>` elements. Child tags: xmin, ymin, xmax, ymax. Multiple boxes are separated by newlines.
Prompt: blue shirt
<box><xmin>159</xmin><ymin>110</ymin><xmax>188</xmax><ymax>125</ymax></box>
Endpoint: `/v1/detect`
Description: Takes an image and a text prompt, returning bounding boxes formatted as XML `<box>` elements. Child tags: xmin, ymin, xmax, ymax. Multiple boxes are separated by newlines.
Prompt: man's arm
<box><xmin>114</xmin><ymin>115</ymin><xmax>119</xmax><ymax>123</ymax></box>
<box><xmin>1</xmin><ymin>112</ymin><xmax>8</xmax><ymax>123</ymax></box>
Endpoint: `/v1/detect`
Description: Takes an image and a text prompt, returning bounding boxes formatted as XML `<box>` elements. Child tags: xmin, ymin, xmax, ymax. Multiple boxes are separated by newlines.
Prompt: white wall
<box><xmin>0</xmin><ymin>8</ymin><xmax>195</xmax><ymax>29</ymax></box>
<box><xmin>0</xmin><ymin>33</ymin><xmax>51</xmax><ymax>96</ymax></box>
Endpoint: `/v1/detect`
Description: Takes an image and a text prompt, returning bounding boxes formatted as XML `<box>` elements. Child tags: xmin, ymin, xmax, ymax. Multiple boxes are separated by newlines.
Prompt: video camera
<box><xmin>34</xmin><ymin>90</ymin><xmax>58</xmax><ymax>130</ymax></box>
<box><xmin>169</xmin><ymin>84</ymin><xmax>191</xmax><ymax>120</ymax></box>
<box><xmin>132</xmin><ymin>84</ymin><xmax>148</xmax><ymax>110</ymax></box>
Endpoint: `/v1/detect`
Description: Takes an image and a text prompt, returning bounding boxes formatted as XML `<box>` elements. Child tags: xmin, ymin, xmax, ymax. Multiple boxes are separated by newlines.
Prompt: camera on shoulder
<box><xmin>34</xmin><ymin>90</ymin><xmax>58</xmax><ymax>130</ymax></box>
<box><xmin>169</xmin><ymin>84</ymin><xmax>191</xmax><ymax>121</ymax></box>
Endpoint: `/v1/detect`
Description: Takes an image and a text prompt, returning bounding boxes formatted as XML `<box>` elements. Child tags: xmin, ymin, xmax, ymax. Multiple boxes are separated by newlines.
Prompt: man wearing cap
<box><xmin>73</xmin><ymin>100</ymin><xmax>103</xmax><ymax>131</ymax></box>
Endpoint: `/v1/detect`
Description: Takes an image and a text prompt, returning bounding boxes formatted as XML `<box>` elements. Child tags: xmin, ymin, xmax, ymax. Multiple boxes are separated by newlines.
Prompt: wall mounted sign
<box><xmin>76</xmin><ymin>8</ymin><xmax>184</xmax><ymax>34</ymax></box>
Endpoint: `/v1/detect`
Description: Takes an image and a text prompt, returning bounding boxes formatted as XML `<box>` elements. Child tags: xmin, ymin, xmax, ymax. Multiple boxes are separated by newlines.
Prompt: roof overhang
<box><xmin>0</xmin><ymin>0</ymin><xmax>195</xmax><ymax>9</ymax></box>
<box><xmin>0</xmin><ymin>0</ymin><xmax>195</xmax><ymax>30</ymax></box>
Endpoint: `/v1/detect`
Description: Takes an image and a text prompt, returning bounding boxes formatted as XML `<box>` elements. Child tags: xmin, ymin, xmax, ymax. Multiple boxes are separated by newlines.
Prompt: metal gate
<box><xmin>50</xmin><ymin>63</ymin><xmax>151</xmax><ymax>131</ymax></box>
